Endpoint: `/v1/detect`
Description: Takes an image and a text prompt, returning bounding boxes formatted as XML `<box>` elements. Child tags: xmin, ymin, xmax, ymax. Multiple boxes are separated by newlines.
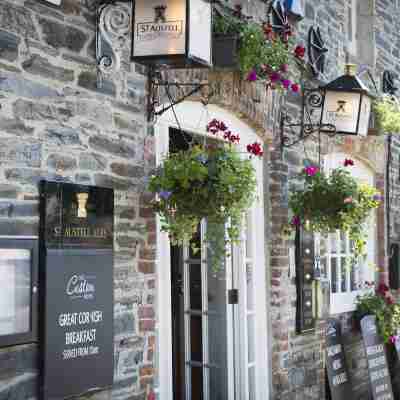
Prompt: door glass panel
<box><xmin>341</xmin><ymin>257</ymin><xmax>347</xmax><ymax>292</ymax></box>
<box><xmin>331</xmin><ymin>258</ymin><xmax>337</xmax><ymax>293</ymax></box>
<box><xmin>189</xmin><ymin>264</ymin><xmax>202</xmax><ymax>311</ymax></box>
<box><xmin>247</xmin><ymin>315</ymin><xmax>255</xmax><ymax>364</ymax></box>
<box><xmin>191</xmin><ymin>367</ymin><xmax>203</xmax><ymax>400</ymax></box>
<box><xmin>0</xmin><ymin>249</ymin><xmax>31</xmax><ymax>336</ymax></box>
<box><xmin>190</xmin><ymin>315</ymin><xmax>203</xmax><ymax>362</ymax></box>
<box><xmin>207</xmin><ymin>222</ymin><xmax>229</xmax><ymax>400</ymax></box>
<box><xmin>246</xmin><ymin>212</ymin><xmax>253</xmax><ymax>259</ymax></box>
<box><xmin>249</xmin><ymin>366</ymin><xmax>256</xmax><ymax>400</ymax></box>
<box><xmin>246</xmin><ymin>263</ymin><xmax>254</xmax><ymax>311</ymax></box>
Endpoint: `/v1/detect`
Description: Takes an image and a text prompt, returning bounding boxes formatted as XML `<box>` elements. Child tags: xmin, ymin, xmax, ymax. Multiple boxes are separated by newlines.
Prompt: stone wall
<box><xmin>0</xmin><ymin>0</ymin><xmax>156</xmax><ymax>399</ymax></box>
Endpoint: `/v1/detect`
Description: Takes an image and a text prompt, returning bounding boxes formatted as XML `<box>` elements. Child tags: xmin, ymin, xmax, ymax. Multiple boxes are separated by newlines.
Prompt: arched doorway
<box><xmin>154</xmin><ymin>101</ymin><xmax>270</xmax><ymax>400</ymax></box>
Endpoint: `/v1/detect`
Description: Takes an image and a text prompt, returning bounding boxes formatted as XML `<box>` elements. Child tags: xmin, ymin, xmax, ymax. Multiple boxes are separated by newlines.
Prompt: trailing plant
<box><xmin>213</xmin><ymin>9</ymin><xmax>303</xmax><ymax>92</ymax></box>
<box><xmin>374</xmin><ymin>95</ymin><xmax>400</xmax><ymax>134</ymax></box>
<box><xmin>355</xmin><ymin>283</ymin><xmax>400</xmax><ymax>344</ymax></box>
<box><xmin>148</xmin><ymin>120</ymin><xmax>262</xmax><ymax>270</ymax></box>
<box><xmin>288</xmin><ymin>159</ymin><xmax>381</xmax><ymax>258</ymax></box>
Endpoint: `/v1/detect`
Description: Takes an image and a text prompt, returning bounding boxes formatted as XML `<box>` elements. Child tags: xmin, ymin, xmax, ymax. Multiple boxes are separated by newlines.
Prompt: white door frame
<box><xmin>154</xmin><ymin>101</ymin><xmax>269</xmax><ymax>400</ymax></box>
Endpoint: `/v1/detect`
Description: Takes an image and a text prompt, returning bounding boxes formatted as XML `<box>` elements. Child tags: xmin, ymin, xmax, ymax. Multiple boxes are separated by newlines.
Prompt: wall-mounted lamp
<box><xmin>280</xmin><ymin>64</ymin><xmax>374</xmax><ymax>150</ymax></box>
<box><xmin>131</xmin><ymin>0</ymin><xmax>212</xmax><ymax>68</ymax></box>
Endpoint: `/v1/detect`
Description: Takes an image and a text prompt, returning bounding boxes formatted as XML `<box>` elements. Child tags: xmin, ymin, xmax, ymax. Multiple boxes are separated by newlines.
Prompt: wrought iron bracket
<box><xmin>280</xmin><ymin>87</ymin><xmax>336</xmax><ymax>152</ymax></box>
<box><xmin>96</xmin><ymin>0</ymin><xmax>131</xmax><ymax>89</ymax></box>
<box><xmin>147</xmin><ymin>68</ymin><xmax>211</xmax><ymax>122</ymax></box>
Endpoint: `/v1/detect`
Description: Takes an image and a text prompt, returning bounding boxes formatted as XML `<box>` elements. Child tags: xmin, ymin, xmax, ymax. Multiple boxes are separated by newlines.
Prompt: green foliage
<box><xmin>148</xmin><ymin>144</ymin><xmax>257</xmax><ymax>269</ymax></box>
<box><xmin>289</xmin><ymin>166</ymin><xmax>380</xmax><ymax>258</ymax></box>
<box><xmin>356</xmin><ymin>286</ymin><xmax>400</xmax><ymax>344</ymax></box>
<box><xmin>237</xmin><ymin>23</ymin><xmax>291</xmax><ymax>75</ymax></box>
<box><xmin>374</xmin><ymin>95</ymin><xmax>400</xmax><ymax>134</ymax></box>
<box><xmin>213</xmin><ymin>12</ymin><xmax>300</xmax><ymax>90</ymax></box>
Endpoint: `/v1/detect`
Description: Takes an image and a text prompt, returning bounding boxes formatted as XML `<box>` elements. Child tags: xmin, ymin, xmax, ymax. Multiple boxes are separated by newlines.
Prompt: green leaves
<box><xmin>374</xmin><ymin>95</ymin><xmax>400</xmax><ymax>134</ymax></box>
<box><xmin>149</xmin><ymin>144</ymin><xmax>257</xmax><ymax>270</ymax></box>
<box><xmin>289</xmin><ymin>167</ymin><xmax>380</xmax><ymax>258</ymax></box>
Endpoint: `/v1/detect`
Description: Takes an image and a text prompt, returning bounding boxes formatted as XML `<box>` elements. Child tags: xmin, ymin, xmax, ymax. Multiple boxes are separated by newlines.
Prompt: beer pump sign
<box><xmin>40</xmin><ymin>181</ymin><xmax>114</xmax><ymax>400</ymax></box>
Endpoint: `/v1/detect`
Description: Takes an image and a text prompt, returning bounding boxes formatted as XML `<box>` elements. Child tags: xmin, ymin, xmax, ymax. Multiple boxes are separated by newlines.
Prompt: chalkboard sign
<box><xmin>325</xmin><ymin>319</ymin><xmax>352</xmax><ymax>399</ymax></box>
<box><xmin>361</xmin><ymin>315</ymin><xmax>394</xmax><ymax>400</ymax></box>
<box><xmin>40</xmin><ymin>181</ymin><xmax>114</xmax><ymax>400</ymax></box>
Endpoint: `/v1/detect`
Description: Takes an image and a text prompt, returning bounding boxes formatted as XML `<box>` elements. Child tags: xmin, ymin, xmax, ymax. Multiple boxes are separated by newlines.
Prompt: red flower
<box><xmin>294</xmin><ymin>45</ymin><xmax>306</xmax><ymax>59</ymax></box>
<box><xmin>344</xmin><ymin>158</ymin><xmax>354</xmax><ymax>167</ymax></box>
<box><xmin>304</xmin><ymin>166</ymin><xmax>319</xmax><ymax>177</ymax></box>
<box><xmin>377</xmin><ymin>283</ymin><xmax>389</xmax><ymax>295</ymax></box>
<box><xmin>247</xmin><ymin>142</ymin><xmax>263</xmax><ymax>157</ymax></box>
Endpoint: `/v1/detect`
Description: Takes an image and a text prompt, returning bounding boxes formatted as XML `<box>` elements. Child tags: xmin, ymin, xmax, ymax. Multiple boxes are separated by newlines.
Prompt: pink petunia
<box><xmin>343</xmin><ymin>197</ymin><xmax>353</xmax><ymax>204</ymax></box>
<box><xmin>291</xmin><ymin>83</ymin><xmax>300</xmax><ymax>93</ymax></box>
<box><xmin>304</xmin><ymin>166</ymin><xmax>319</xmax><ymax>177</ymax></box>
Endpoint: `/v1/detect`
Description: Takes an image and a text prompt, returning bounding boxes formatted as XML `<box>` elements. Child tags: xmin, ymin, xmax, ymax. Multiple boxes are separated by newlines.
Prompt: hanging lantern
<box><xmin>131</xmin><ymin>0</ymin><xmax>212</xmax><ymax>68</ymax></box>
<box><xmin>320</xmin><ymin>64</ymin><xmax>373</xmax><ymax>137</ymax></box>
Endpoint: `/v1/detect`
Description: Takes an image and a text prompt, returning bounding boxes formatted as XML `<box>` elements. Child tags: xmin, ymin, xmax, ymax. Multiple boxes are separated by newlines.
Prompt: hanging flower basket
<box><xmin>149</xmin><ymin>120</ymin><xmax>263</xmax><ymax>267</ymax></box>
<box><xmin>355</xmin><ymin>283</ymin><xmax>400</xmax><ymax>344</ymax></box>
<box><xmin>288</xmin><ymin>161</ymin><xmax>381</xmax><ymax>257</ymax></box>
<box><xmin>212</xmin><ymin>7</ymin><xmax>303</xmax><ymax>92</ymax></box>
<box><xmin>374</xmin><ymin>95</ymin><xmax>400</xmax><ymax>134</ymax></box>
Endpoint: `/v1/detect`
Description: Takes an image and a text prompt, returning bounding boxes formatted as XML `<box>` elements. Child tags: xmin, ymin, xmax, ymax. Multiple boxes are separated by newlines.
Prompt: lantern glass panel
<box><xmin>321</xmin><ymin>91</ymin><xmax>362</xmax><ymax>135</ymax></box>
<box><xmin>133</xmin><ymin>0</ymin><xmax>187</xmax><ymax>58</ymax></box>
<box><xmin>188</xmin><ymin>0</ymin><xmax>212</xmax><ymax>64</ymax></box>
<box><xmin>358</xmin><ymin>95</ymin><xmax>371</xmax><ymax>137</ymax></box>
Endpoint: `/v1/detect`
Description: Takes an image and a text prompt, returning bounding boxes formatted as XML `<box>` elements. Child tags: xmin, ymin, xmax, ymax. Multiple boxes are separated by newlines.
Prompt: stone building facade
<box><xmin>0</xmin><ymin>0</ymin><xmax>399</xmax><ymax>400</ymax></box>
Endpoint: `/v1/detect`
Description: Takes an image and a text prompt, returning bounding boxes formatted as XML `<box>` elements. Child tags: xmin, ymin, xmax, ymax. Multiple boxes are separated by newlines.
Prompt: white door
<box><xmin>155</xmin><ymin>102</ymin><xmax>269</xmax><ymax>400</ymax></box>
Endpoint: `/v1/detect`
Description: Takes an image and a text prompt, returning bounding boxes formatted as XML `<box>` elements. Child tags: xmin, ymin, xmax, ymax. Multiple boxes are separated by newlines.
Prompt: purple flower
<box><xmin>281</xmin><ymin>79</ymin><xmax>292</xmax><ymax>89</ymax></box>
<box><xmin>373</xmin><ymin>194</ymin><xmax>382</xmax><ymax>202</ymax></box>
<box><xmin>291</xmin><ymin>216</ymin><xmax>301</xmax><ymax>227</ymax></box>
<box><xmin>159</xmin><ymin>190</ymin><xmax>172</xmax><ymax>200</ymax></box>
<box><xmin>304</xmin><ymin>166</ymin><xmax>319</xmax><ymax>177</ymax></box>
<box><xmin>270</xmin><ymin>72</ymin><xmax>281</xmax><ymax>83</ymax></box>
<box><xmin>247</xmin><ymin>69</ymin><xmax>258</xmax><ymax>82</ymax></box>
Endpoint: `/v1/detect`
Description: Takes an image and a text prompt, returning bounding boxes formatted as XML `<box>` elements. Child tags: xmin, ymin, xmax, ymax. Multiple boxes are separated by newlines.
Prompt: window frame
<box><xmin>321</xmin><ymin>153</ymin><xmax>376</xmax><ymax>315</ymax></box>
<box><xmin>0</xmin><ymin>239</ymin><xmax>38</xmax><ymax>348</ymax></box>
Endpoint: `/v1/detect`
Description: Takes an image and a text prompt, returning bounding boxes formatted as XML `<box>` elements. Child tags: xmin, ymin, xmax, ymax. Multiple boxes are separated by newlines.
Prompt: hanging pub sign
<box><xmin>131</xmin><ymin>0</ymin><xmax>212</xmax><ymax>68</ymax></box>
<box><xmin>325</xmin><ymin>319</ymin><xmax>352</xmax><ymax>399</ymax></box>
<box><xmin>361</xmin><ymin>315</ymin><xmax>394</xmax><ymax>400</ymax></box>
<box><xmin>40</xmin><ymin>181</ymin><xmax>114</xmax><ymax>400</ymax></box>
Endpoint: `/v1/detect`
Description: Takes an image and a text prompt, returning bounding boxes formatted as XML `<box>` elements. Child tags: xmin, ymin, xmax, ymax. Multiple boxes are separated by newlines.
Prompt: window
<box><xmin>0</xmin><ymin>239</ymin><xmax>38</xmax><ymax>347</ymax></box>
<box><xmin>347</xmin><ymin>0</ymin><xmax>357</xmax><ymax>55</ymax></box>
<box><xmin>316</xmin><ymin>153</ymin><xmax>376</xmax><ymax>314</ymax></box>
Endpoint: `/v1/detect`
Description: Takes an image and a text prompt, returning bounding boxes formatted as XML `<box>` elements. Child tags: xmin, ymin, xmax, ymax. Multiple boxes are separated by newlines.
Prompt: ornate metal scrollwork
<box><xmin>280</xmin><ymin>88</ymin><xmax>336</xmax><ymax>151</ymax></box>
<box><xmin>268</xmin><ymin>1</ymin><xmax>291</xmax><ymax>40</ymax></box>
<box><xmin>96</xmin><ymin>0</ymin><xmax>131</xmax><ymax>88</ymax></box>
<box><xmin>383</xmin><ymin>70</ymin><xmax>398</xmax><ymax>95</ymax></box>
<box><xmin>307</xmin><ymin>26</ymin><xmax>328</xmax><ymax>77</ymax></box>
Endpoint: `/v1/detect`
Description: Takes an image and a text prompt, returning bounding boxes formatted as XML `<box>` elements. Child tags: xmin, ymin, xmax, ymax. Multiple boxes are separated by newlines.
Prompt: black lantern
<box><xmin>131</xmin><ymin>0</ymin><xmax>212</xmax><ymax>68</ymax></box>
<box><xmin>280</xmin><ymin>64</ymin><xmax>374</xmax><ymax>151</ymax></box>
<box><xmin>320</xmin><ymin>64</ymin><xmax>373</xmax><ymax>137</ymax></box>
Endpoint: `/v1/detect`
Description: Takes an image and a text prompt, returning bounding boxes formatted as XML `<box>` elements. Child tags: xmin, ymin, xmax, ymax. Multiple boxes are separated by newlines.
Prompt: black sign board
<box><xmin>40</xmin><ymin>181</ymin><xmax>114</xmax><ymax>400</ymax></box>
<box><xmin>361</xmin><ymin>315</ymin><xmax>394</xmax><ymax>400</ymax></box>
<box><xmin>325</xmin><ymin>319</ymin><xmax>352</xmax><ymax>399</ymax></box>
<box><xmin>296</xmin><ymin>228</ymin><xmax>315</xmax><ymax>333</ymax></box>
<box><xmin>41</xmin><ymin>181</ymin><xmax>113</xmax><ymax>249</ymax></box>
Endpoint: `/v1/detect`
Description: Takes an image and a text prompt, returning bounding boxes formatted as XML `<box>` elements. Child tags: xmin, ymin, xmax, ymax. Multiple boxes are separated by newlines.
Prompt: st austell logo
<box><xmin>154</xmin><ymin>5</ymin><xmax>167</xmax><ymax>23</ymax></box>
<box><xmin>137</xmin><ymin>4</ymin><xmax>183</xmax><ymax>41</ymax></box>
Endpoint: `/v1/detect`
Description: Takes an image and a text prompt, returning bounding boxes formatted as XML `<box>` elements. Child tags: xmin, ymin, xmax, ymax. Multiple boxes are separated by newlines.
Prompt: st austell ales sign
<box><xmin>40</xmin><ymin>181</ymin><xmax>114</xmax><ymax>400</ymax></box>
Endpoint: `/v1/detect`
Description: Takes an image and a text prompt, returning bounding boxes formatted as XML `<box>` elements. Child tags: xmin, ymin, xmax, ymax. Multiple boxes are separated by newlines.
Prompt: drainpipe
<box><xmin>386</xmin><ymin>133</ymin><xmax>392</xmax><ymax>284</ymax></box>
